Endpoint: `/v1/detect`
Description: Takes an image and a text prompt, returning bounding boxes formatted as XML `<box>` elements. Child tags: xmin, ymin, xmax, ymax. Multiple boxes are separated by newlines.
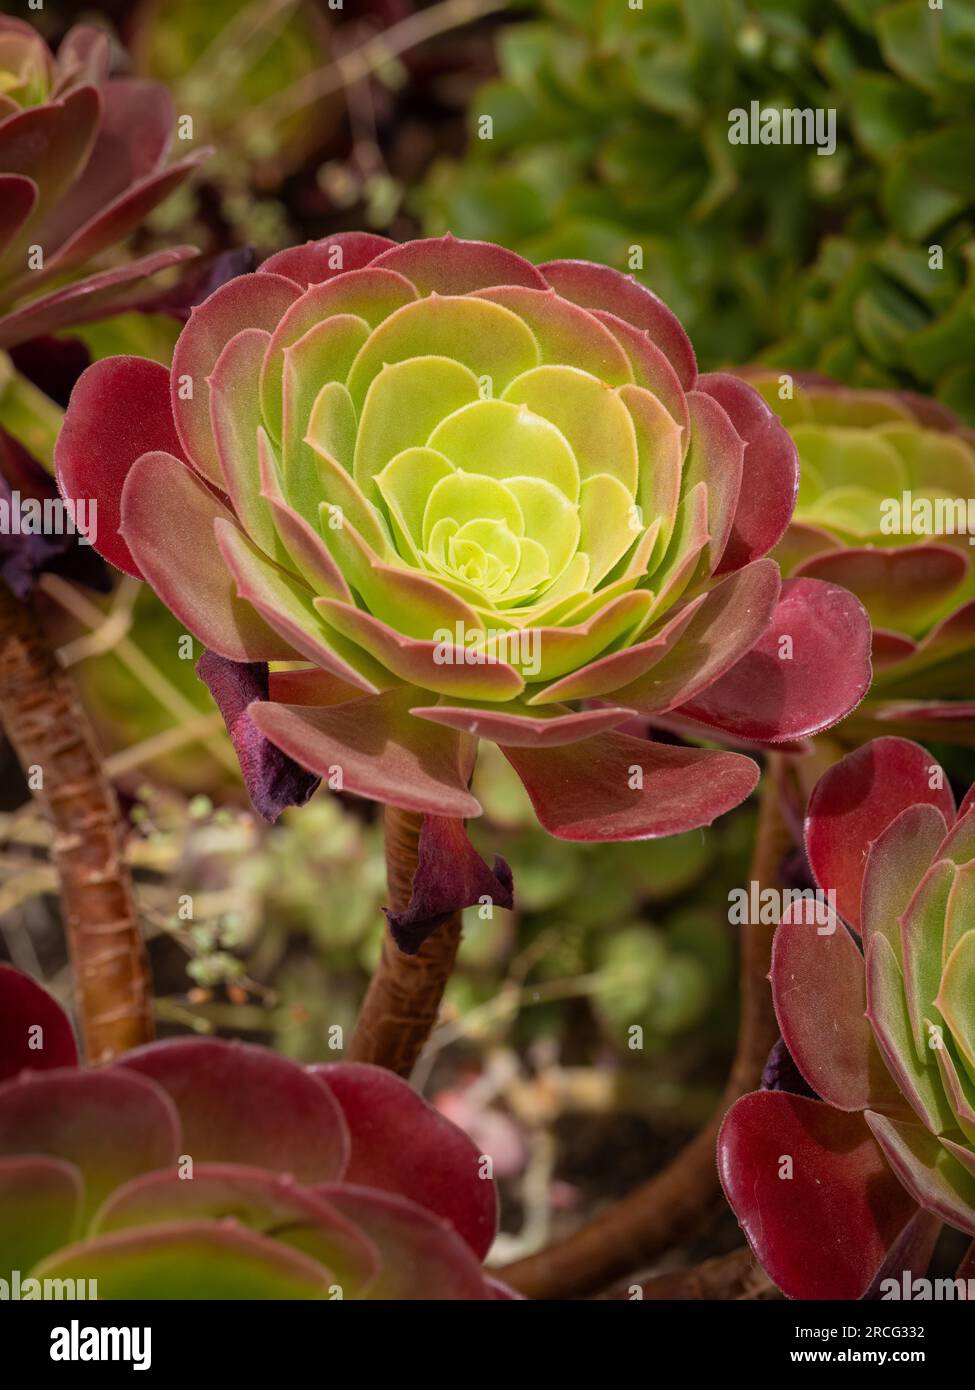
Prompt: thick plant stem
<box><xmin>500</xmin><ymin>758</ymin><xmax>793</xmax><ymax>1300</ymax></box>
<box><xmin>0</xmin><ymin>586</ymin><xmax>152</xmax><ymax>1061</ymax></box>
<box><xmin>347</xmin><ymin>805</ymin><xmax>463</xmax><ymax>1077</ymax></box>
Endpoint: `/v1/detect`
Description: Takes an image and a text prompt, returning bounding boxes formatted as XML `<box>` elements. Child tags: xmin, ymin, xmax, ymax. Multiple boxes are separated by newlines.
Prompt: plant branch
<box><xmin>346</xmin><ymin>805</ymin><xmax>463</xmax><ymax>1077</ymax></box>
<box><xmin>499</xmin><ymin>756</ymin><xmax>793</xmax><ymax>1299</ymax></box>
<box><xmin>0</xmin><ymin>585</ymin><xmax>152</xmax><ymax>1061</ymax></box>
<box><xmin>244</xmin><ymin>0</ymin><xmax>510</xmax><ymax>131</ymax></box>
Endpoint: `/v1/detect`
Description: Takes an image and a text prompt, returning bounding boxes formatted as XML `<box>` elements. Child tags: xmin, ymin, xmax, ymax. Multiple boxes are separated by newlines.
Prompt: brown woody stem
<box><xmin>0</xmin><ymin>585</ymin><xmax>152</xmax><ymax>1061</ymax></box>
<box><xmin>347</xmin><ymin>805</ymin><xmax>463</xmax><ymax>1076</ymax></box>
<box><xmin>500</xmin><ymin>756</ymin><xmax>793</xmax><ymax>1299</ymax></box>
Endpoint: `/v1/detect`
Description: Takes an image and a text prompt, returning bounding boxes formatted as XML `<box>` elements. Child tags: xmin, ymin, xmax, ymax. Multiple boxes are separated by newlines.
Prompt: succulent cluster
<box><xmin>0</xmin><ymin>964</ymin><xmax>506</xmax><ymax>1298</ymax></box>
<box><xmin>743</xmin><ymin>370</ymin><xmax>975</xmax><ymax>745</ymax></box>
<box><xmin>57</xmin><ymin>231</ymin><xmax>872</xmax><ymax>841</ymax></box>
<box><xmin>421</xmin><ymin>0</ymin><xmax>975</xmax><ymax>420</ymax></box>
<box><xmin>0</xmin><ymin>17</ymin><xmax>206</xmax><ymax>351</ymax></box>
<box><xmin>720</xmin><ymin>737</ymin><xmax>975</xmax><ymax>1300</ymax></box>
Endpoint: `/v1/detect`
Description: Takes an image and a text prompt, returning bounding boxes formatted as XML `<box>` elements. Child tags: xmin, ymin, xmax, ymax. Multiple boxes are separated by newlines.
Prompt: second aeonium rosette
<box><xmin>57</xmin><ymin>234</ymin><xmax>872</xmax><ymax>840</ymax></box>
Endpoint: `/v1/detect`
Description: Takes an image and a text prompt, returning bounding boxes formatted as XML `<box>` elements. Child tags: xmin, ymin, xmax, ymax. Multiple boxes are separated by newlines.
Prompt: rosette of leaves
<box><xmin>720</xmin><ymin>737</ymin><xmax>975</xmax><ymax>1299</ymax></box>
<box><xmin>57</xmin><ymin>231</ymin><xmax>872</xmax><ymax>845</ymax></box>
<box><xmin>0</xmin><ymin>16</ymin><xmax>207</xmax><ymax>350</ymax></box>
<box><xmin>0</xmin><ymin>963</ymin><xmax>510</xmax><ymax>1299</ymax></box>
<box><xmin>744</xmin><ymin>370</ymin><xmax>975</xmax><ymax>745</ymax></box>
<box><xmin>420</xmin><ymin>0</ymin><xmax>975</xmax><ymax>419</ymax></box>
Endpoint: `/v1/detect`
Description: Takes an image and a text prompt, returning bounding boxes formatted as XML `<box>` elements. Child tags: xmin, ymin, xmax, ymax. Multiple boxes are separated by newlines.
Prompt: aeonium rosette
<box><xmin>742</xmin><ymin>370</ymin><xmax>975</xmax><ymax>746</ymax></box>
<box><xmin>57</xmin><ymin>234</ymin><xmax>872</xmax><ymax>843</ymax></box>
<box><xmin>0</xmin><ymin>965</ymin><xmax>509</xmax><ymax>1299</ymax></box>
<box><xmin>720</xmin><ymin>737</ymin><xmax>975</xmax><ymax>1300</ymax></box>
<box><xmin>0</xmin><ymin>17</ymin><xmax>206</xmax><ymax>349</ymax></box>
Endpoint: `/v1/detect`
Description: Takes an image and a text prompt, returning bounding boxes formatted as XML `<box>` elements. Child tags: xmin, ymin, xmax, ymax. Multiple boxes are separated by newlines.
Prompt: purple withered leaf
<box><xmin>196</xmin><ymin>649</ymin><xmax>320</xmax><ymax>822</ymax></box>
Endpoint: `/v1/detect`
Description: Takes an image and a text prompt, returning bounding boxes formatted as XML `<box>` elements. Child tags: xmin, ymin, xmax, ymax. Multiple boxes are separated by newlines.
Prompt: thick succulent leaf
<box><xmin>795</xmin><ymin>545</ymin><xmax>969</xmax><ymax>638</ymax></box>
<box><xmin>311</xmin><ymin>1063</ymin><xmax>498</xmax><ymax>1258</ymax></box>
<box><xmin>718</xmin><ymin>1091</ymin><xmax>920</xmax><ymax>1300</ymax></box>
<box><xmin>474</xmin><ymin>286</ymin><xmax>632</xmax><ymax>383</ymax></box>
<box><xmin>876</xmin><ymin>599</ymin><xmax>975</xmax><ymax>701</ymax></box>
<box><xmin>44</xmin><ymin>150</ymin><xmax>209</xmax><ymax>281</ymax></box>
<box><xmin>591</xmin><ymin>309</ymin><xmax>689</xmax><ymax>432</ymax></box>
<box><xmin>865</xmin><ymin>933</ymin><xmax>955</xmax><ymax>1134</ymax></box>
<box><xmin>865</xmin><ymin>1111</ymin><xmax>975</xmax><ymax>1237</ymax></box>
<box><xmin>682</xmin><ymin>389</ymin><xmax>744</xmax><ymax>571</ymax></box>
<box><xmin>932</xmin><ymin>1036</ymin><xmax>975</xmax><ymax>1146</ymax></box>
<box><xmin>115</xmin><ymin>1039</ymin><xmax>349</xmax><ymax>1182</ymax></box>
<box><xmin>527</xmin><ymin>592</ymin><xmax>705</xmax><ymax>706</ymax></box>
<box><xmin>55</xmin><ymin>356</ymin><xmax>187</xmax><ymax>577</ymax></box>
<box><xmin>212</xmin><ymin>517</ymin><xmax>381</xmax><ymax>685</ymax></box>
<box><xmin>411</xmin><ymin>699</ymin><xmax>633</xmax><ymax>747</ymax></box>
<box><xmin>94</xmin><ymin>1165</ymin><xmax>379</xmax><ymax>1296</ymax></box>
<box><xmin>601</xmin><ymin>560</ymin><xmax>780</xmax><ymax>713</ymax></box>
<box><xmin>861</xmin><ymin>1206</ymin><xmax>943</xmax><ymax>1301</ymax></box>
<box><xmin>259</xmin><ymin>434</ymin><xmax>353</xmax><ymax>603</ymax></box>
<box><xmin>539</xmin><ymin>259</ymin><xmax>696</xmax><ymax>388</ymax></box>
<box><xmin>501</xmin><ymin>364</ymin><xmax>638</xmax><ymax>489</ymax></box>
<box><xmin>379</xmin><ymin>814</ymin><xmax>512</xmax><ymax>954</ymax></box>
<box><xmin>697</xmin><ymin>372</ymin><xmax>799</xmax><ymax>574</ymax></box>
<box><xmin>501</xmin><ymin>732</ymin><xmax>758</xmax><ymax>842</ymax></box>
<box><xmin>259</xmin><ymin>231</ymin><xmax>394</xmax><ymax>287</ymax></box>
<box><xmin>771</xmin><ymin>907</ymin><xmax>904</xmax><ymax>1113</ymax></box>
<box><xmin>372</xmin><ymin>234</ymin><xmax>548</xmax><ymax>294</ymax></box>
<box><xmin>120</xmin><ymin>452</ymin><xmax>296</xmax><ymax>661</ymax></box>
<box><xmin>267</xmin><ymin>667</ymin><xmax>378</xmax><ymax>706</ymax></box>
<box><xmin>0</xmin><ymin>962</ymin><xmax>77</xmax><ymax>1081</ymax></box>
<box><xmin>316</xmin><ymin>1184</ymin><xmax>493</xmax><ymax>1300</ymax></box>
<box><xmin>0</xmin><ymin>1156</ymin><xmax>82</xmax><ymax>1275</ymax></box>
<box><xmin>899</xmin><ymin>859</ymin><xmax>953</xmax><ymax>1048</ymax></box>
<box><xmin>37</xmin><ymin>77</ymin><xmax>173</xmax><ymax>247</ymax></box>
<box><xmin>0</xmin><ymin>246</ymin><xmax>199</xmax><ymax>349</ymax></box>
<box><xmin>0</xmin><ymin>1068</ymin><xmax>179</xmax><ymax>1223</ymax></box>
<box><xmin>196</xmin><ymin>651</ymin><xmax>320</xmax><ymax>821</ymax></box>
<box><xmin>0</xmin><ymin>85</ymin><xmax>99</xmax><ymax>250</ymax></box>
<box><xmin>209</xmin><ymin>327</ymin><xmax>285</xmax><ymax>561</ymax></box>
<box><xmin>619</xmin><ymin>382</ymin><xmax>682</xmax><ymax>553</ymax></box>
<box><xmin>526</xmin><ymin>592</ymin><xmax>653</xmax><ymax>683</ymax></box>
<box><xmin>0</xmin><ymin>174</ymin><xmax>37</xmax><ymax>260</ymax></box>
<box><xmin>944</xmin><ymin>859</ymin><xmax>975</xmax><ymax>962</ymax></box>
<box><xmin>805</xmin><ymin>738</ymin><xmax>955</xmax><ymax>933</ymax></box>
<box><xmin>35</xmin><ymin>1221</ymin><xmax>336</xmax><ymax>1299</ymax></box>
<box><xmin>263</xmin><ymin>267</ymin><xmax>417</xmax><ymax>441</ymax></box>
<box><xmin>249</xmin><ymin>688</ymin><xmax>481</xmax><ymax>818</ymax></box>
<box><xmin>346</xmin><ymin>294</ymin><xmax>541</xmax><ymax>410</ymax></box>
<box><xmin>170</xmin><ymin>271</ymin><xmax>300</xmax><ymax>486</ymax></box>
<box><xmin>315</xmin><ymin>598</ymin><xmax>525</xmax><ymax>701</ymax></box>
<box><xmin>861</xmin><ymin>804</ymin><xmax>949</xmax><ymax>957</ymax></box>
<box><xmin>680</xmin><ymin>578</ymin><xmax>872</xmax><ymax>743</ymax></box>
<box><xmin>355</xmin><ymin>357</ymin><xmax>479</xmax><ymax>497</ymax></box>
<box><xmin>937</xmin><ymin>930</ymin><xmax>975</xmax><ymax>1076</ymax></box>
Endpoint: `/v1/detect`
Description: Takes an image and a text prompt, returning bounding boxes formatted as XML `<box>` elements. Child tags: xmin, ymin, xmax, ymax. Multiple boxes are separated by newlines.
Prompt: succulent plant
<box><xmin>57</xmin><ymin>232</ymin><xmax>872</xmax><ymax>840</ymax></box>
<box><xmin>743</xmin><ymin>370</ymin><xmax>975</xmax><ymax>745</ymax></box>
<box><xmin>719</xmin><ymin>736</ymin><xmax>975</xmax><ymax>1299</ymax></box>
<box><xmin>420</xmin><ymin>0</ymin><xmax>975</xmax><ymax>420</ymax></box>
<box><xmin>0</xmin><ymin>17</ymin><xmax>206</xmax><ymax>350</ymax></box>
<box><xmin>0</xmin><ymin>963</ymin><xmax>508</xmax><ymax>1299</ymax></box>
